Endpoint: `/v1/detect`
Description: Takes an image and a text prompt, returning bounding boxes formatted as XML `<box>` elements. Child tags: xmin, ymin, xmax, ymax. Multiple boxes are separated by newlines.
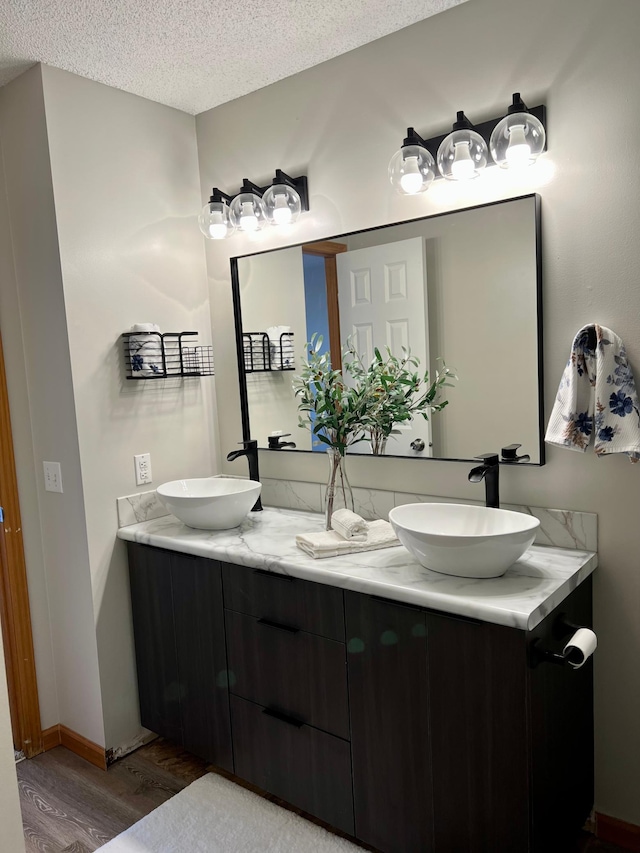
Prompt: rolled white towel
<box><xmin>129</xmin><ymin>324</ymin><xmax>163</xmax><ymax>376</ymax></box>
<box><xmin>331</xmin><ymin>508</ymin><xmax>368</xmax><ymax>541</ymax></box>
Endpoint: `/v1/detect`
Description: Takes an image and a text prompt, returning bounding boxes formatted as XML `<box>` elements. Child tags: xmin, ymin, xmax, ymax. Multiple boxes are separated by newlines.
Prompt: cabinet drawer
<box><xmin>231</xmin><ymin>695</ymin><xmax>354</xmax><ymax>836</ymax></box>
<box><xmin>225</xmin><ymin>609</ymin><xmax>349</xmax><ymax>739</ymax></box>
<box><xmin>222</xmin><ymin>563</ymin><xmax>345</xmax><ymax>641</ymax></box>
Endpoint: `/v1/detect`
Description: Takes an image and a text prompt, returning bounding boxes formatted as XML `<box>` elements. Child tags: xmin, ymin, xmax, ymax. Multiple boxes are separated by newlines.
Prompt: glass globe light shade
<box><xmin>490</xmin><ymin>111</ymin><xmax>546</xmax><ymax>169</ymax></box>
<box><xmin>198</xmin><ymin>199</ymin><xmax>234</xmax><ymax>239</ymax></box>
<box><xmin>263</xmin><ymin>183</ymin><xmax>302</xmax><ymax>225</ymax></box>
<box><xmin>229</xmin><ymin>192</ymin><xmax>268</xmax><ymax>232</ymax></box>
<box><xmin>388</xmin><ymin>144</ymin><xmax>435</xmax><ymax>195</ymax></box>
<box><xmin>437</xmin><ymin>129</ymin><xmax>488</xmax><ymax>181</ymax></box>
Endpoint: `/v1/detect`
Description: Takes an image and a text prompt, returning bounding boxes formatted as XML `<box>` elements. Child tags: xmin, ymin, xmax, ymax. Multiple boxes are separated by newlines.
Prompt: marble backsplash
<box><xmin>117</xmin><ymin>479</ymin><xmax>597</xmax><ymax>553</ymax></box>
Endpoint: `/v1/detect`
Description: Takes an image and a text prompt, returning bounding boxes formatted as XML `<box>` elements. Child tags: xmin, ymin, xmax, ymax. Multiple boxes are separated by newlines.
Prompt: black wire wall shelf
<box><xmin>122</xmin><ymin>331</ymin><xmax>214</xmax><ymax>379</ymax></box>
<box><xmin>243</xmin><ymin>331</ymin><xmax>295</xmax><ymax>373</ymax></box>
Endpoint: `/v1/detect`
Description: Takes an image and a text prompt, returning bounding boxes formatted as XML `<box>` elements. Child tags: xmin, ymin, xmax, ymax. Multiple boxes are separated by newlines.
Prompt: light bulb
<box><xmin>272</xmin><ymin>193</ymin><xmax>292</xmax><ymax>225</ymax></box>
<box><xmin>489</xmin><ymin>97</ymin><xmax>546</xmax><ymax>170</ymax></box>
<box><xmin>207</xmin><ymin>212</ymin><xmax>228</xmax><ymax>239</ymax></box>
<box><xmin>399</xmin><ymin>156</ymin><xmax>424</xmax><ymax>194</ymax></box>
<box><xmin>239</xmin><ymin>201</ymin><xmax>259</xmax><ymax>232</ymax></box>
<box><xmin>450</xmin><ymin>141</ymin><xmax>476</xmax><ymax>181</ymax></box>
<box><xmin>388</xmin><ymin>141</ymin><xmax>435</xmax><ymax>195</ymax></box>
<box><xmin>198</xmin><ymin>198</ymin><xmax>234</xmax><ymax>239</ymax></box>
<box><xmin>505</xmin><ymin>124</ymin><xmax>531</xmax><ymax>168</ymax></box>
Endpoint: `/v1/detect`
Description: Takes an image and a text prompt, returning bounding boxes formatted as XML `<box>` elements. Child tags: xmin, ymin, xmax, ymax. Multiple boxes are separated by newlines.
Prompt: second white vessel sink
<box><xmin>157</xmin><ymin>477</ymin><xmax>261</xmax><ymax>530</ymax></box>
<box><xmin>388</xmin><ymin>502</ymin><xmax>540</xmax><ymax>579</ymax></box>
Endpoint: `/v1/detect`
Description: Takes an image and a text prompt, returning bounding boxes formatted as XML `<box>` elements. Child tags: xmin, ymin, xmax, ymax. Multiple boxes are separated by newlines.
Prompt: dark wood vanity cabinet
<box><xmin>127</xmin><ymin>542</ymin><xmax>594</xmax><ymax>853</ymax></box>
<box><xmin>127</xmin><ymin>544</ymin><xmax>232</xmax><ymax>771</ymax></box>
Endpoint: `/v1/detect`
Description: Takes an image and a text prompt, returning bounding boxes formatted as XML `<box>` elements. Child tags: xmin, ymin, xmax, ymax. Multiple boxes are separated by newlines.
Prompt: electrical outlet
<box><xmin>43</xmin><ymin>461</ymin><xmax>63</xmax><ymax>493</ymax></box>
<box><xmin>134</xmin><ymin>453</ymin><xmax>152</xmax><ymax>486</ymax></box>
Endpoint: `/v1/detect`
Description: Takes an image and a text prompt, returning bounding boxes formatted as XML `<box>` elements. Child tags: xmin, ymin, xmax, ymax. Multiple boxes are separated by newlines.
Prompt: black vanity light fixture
<box><xmin>198</xmin><ymin>170</ymin><xmax>309</xmax><ymax>239</ymax></box>
<box><xmin>388</xmin><ymin>93</ymin><xmax>546</xmax><ymax>194</ymax></box>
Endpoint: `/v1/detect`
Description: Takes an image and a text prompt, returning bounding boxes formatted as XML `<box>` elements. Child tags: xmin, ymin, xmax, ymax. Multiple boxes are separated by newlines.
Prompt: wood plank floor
<box><xmin>16</xmin><ymin>739</ymin><xmax>630</xmax><ymax>853</ymax></box>
<box><xmin>17</xmin><ymin>739</ymin><xmax>208</xmax><ymax>852</ymax></box>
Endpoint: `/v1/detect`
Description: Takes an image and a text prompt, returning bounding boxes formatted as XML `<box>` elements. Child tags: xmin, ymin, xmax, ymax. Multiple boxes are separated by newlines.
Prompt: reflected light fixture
<box><xmin>199</xmin><ymin>170</ymin><xmax>309</xmax><ymax>240</ymax></box>
<box><xmin>490</xmin><ymin>93</ymin><xmax>546</xmax><ymax>169</ymax></box>
<box><xmin>388</xmin><ymin>129</ymin><xmax>436</xmax><ymax>195</ymax></box>
<box><xmin>389</xmin><ymin>93</ymin><xmax>546</xmax><ymax>194</ymax></box>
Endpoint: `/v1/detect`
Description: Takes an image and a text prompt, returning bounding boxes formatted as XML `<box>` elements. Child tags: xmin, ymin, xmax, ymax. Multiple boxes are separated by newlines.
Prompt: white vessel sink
<box><xmin>388</xmin><ymin>503</ymin><xmax>540</xmax><ymax>579</ymax></box>
<box><xmin>156</xmin><ymin>477</ymin><xmax>261</xmax><ymax>530</ymax></box>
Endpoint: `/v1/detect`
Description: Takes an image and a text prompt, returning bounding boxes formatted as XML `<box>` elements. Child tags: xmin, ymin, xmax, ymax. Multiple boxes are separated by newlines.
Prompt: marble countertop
<box><xmin>117</xmin><ymin>507</ymin><xmax>597</xmax><ymax>631</ymax></box>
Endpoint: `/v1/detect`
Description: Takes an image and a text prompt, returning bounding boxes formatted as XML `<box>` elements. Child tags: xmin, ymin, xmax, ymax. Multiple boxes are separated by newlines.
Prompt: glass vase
<box><xmin>325</xmin><ymin>447</ymin><xmax>354</xmax><ymax>530</ymax></box>
<box><xmin>369</xmin><ymin>429</ymin><xmax>388</xmax><ymax>456</ymax></box>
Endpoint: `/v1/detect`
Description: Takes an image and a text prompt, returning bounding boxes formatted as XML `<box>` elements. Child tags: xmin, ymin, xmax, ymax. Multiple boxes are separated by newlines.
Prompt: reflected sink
<box><xmin>156</xmin><ymin>477</ymin><xmax>261</xmax><ymax>530</ymax></box>
<box><xmin>388</xmin><ymin>503</ymin><xmax>540</xmax><ymax>579</ymax></box>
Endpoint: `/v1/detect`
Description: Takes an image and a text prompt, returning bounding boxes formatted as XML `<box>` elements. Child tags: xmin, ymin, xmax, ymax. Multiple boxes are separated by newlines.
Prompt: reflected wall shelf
<box><xmin>122</xmin><ymin>332</ymin><xmax>214</xmax><ymax>379</ymax></box>
<box><xmin>243</xmin><ymin>332</ymin><xmax>294</xmax><ymax>373</ymax></box>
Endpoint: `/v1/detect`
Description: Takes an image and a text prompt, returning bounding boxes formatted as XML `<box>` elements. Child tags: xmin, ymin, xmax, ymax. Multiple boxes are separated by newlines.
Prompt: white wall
<box><xmin>0</xmin><ymin>70</ymin><xmax>59</xmax><ymax>733</ymax></box>
<box><xmin>238</xmin><ymin>247</ymin><xmax>311</xmax><ymax>450</ymax></box>
<box><xmin>39</xmin><ymin>65</ymin><xmax>215</xmax><ymax>750</ymax></box>
<box><xmin>0</xmin><ymin>65</ymin><xmax>104</xmax><ymax>744</ymax></box>
<box><xmin>197</xmin><ymin>0</ymin><xmax>640</xmax><ymax>824</ymax></box>
<box><xmin>0</xmin><ymin>629</ymin><xmax>25</xmax><ymax>853</ymax></box>
<box><xmin>0</xmin><ymin>63</ymin><xmax>215</xmax><ymax>752</ymax></box>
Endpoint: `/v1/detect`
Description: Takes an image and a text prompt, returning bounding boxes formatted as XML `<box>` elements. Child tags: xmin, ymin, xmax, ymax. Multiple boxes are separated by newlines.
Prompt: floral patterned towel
<box><xmin>545</xmin><ymin>324</ymin><xmax>640</xmax><ymax>462</ymax></box>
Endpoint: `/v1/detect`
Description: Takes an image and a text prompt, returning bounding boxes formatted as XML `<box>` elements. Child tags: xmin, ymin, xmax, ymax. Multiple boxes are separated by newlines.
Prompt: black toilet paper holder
<box><xmin>530</xmin><ymin>614</ymin><xmax>591</xmax><ymax>669</ymax></box>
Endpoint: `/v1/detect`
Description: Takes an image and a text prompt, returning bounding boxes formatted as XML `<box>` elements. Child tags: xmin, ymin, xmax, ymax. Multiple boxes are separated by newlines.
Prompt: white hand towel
<box><xmin>545</xmin><ymin>324</ymin><xmax>640</xmax><ymax>462</ymax></box>
<box><xmin>296</xmin><ymin>519</ymin><xmax>400</xmax><ymax>559</ymax></box>
<box><xmin>129</xmin><ymin>323</ymin><xmax>163</xmax><ymax>376</ymax></box>
<box><xmin>331</xmin><ymin>508</ymin><xmax>368</xmax><ymax>540</ymax></box>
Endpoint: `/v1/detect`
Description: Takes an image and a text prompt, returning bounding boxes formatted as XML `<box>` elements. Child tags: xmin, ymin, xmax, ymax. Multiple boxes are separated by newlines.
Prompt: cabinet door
<box><xmin>426</xmin><ymin>611</ymin><xmax>529</xmax><ymax>853</ymax></box>
<box><xmin>171</xmin><ymin>554</ymin><xmax>233</xmax><ymax>771</ymax></box>
<box><xmin>346</xmin><ymin>592</ymin><xmax>433</xmax><ymax>853</ymax></box>
<box><xmin>127</xmin><ymin>543</ymin><xmax>182</xmax><ymax>744</ymax></box>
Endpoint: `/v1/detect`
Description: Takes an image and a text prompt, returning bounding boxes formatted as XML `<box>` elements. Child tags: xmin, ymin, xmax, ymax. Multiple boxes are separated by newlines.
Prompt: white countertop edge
<box><xmin>116</xmin><ymin>508</ymin><xmax>597</xmax><ymax>632</ymax></box>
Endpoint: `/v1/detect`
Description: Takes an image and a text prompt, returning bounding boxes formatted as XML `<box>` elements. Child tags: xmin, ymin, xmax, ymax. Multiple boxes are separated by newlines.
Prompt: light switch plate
<box><xmin>43</xmin><ymin>461</ymin><xmax>63</xmax><ymax>493</ymax></box>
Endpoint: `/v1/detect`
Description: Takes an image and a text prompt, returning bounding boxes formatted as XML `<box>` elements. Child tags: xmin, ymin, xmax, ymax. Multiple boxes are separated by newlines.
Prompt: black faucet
<box><xmin>267</xmin><ymin>433</ymin><xmax>297</xmax><ymax>450</ymax></box>
<box><xmin>226</xmin><ymin>439</ymin><xmax>263</xmax><ymax>511</ymax></box>
<box><xmin>468</xmin><ymin>453</ymin><xmax>500</xmax><ymax>509</ymax></box>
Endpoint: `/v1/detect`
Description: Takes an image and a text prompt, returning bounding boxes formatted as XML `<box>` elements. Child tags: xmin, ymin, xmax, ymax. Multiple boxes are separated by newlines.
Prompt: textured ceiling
<box><xmin>0</xmin><ymin>0</ymin><xmax>467</xmax><ymax>114</ymax></box>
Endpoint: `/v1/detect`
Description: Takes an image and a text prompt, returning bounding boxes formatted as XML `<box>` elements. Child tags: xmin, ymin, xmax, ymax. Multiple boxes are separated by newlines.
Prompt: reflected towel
<box><xmin>331</xmin><ymin>508</ymin><xmax>368</xmax><ymax>540</ymax></box>
<box><xmin>545</xmin><ymin>324</ymin><xmax>640</xmax><ymax>461</ymax></box>
<box><xmin>129</xmin><ymin>323</ymin><xmax>163</xmax><ymax>376</ymax></box>
<box><xmin>296</xmin><ymin>519</ymin><xmax>400</xmax><ymax>559</ymax></box>
<box><xmin>266</xmin><ymin>325</ymin><xmax>294</xmax><ymax>369</ymax></box>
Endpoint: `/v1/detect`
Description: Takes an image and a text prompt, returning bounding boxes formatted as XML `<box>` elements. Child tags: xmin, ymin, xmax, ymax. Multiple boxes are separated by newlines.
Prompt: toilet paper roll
<box><xmin>563</xmin><ymin>627</ymin><xmax>597</xmax><ymax>669</ymax></box>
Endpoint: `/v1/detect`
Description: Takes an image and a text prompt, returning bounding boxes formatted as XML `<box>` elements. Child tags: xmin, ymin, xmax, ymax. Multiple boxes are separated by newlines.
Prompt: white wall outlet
<box><xmin>43</xmin><ymin>461</ymin><xmax>63</xmax><ymax>493</ymax></box>
<box><xmin>134</xmin><ymin>453</ymin><xmax>152</xmax><ymax>486</ymax></box>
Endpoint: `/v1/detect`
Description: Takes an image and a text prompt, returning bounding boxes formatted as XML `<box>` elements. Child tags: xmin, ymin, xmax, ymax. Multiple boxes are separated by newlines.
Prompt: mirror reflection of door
<box><xmin>336</xmin><ymin>238</ymin><xmax>432</xmax><ymax>457</ymax></box>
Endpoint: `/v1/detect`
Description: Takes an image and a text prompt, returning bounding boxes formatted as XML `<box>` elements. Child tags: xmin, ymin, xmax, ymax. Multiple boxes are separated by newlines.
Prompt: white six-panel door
<box><xmin>336</xmin><ymin>237</ymin><xmax>432</xmax><ymax>456</ymax></box>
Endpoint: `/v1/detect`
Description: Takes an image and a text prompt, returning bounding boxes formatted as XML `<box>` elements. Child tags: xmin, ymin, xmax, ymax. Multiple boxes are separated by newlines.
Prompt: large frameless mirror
<box><xmin>231</xmin><ymin>193</ymin><xmax>543</xmax><ymax>464</ymax></box>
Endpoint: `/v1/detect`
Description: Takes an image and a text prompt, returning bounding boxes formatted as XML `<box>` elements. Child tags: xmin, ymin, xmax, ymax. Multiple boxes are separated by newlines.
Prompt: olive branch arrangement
<box><xmin>292</xmin><ymin>335</ymin><xmax>456</xmax><ymax>456</ymax></box>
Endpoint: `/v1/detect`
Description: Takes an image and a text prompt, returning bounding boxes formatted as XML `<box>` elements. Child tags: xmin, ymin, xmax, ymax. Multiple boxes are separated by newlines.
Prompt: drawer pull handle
<box><xmin>257</xmin><ymin>617</ymin><xmax>300</xmax><ymax>634</ymax></box>
<box><xmin>253</xmin><ymin>568</ymin><xmax>294</xmax><ymax>582</ymax></box>
<box><xmin>262</xmin><ymin>707</ymin><xmax>305</xmax><ymax>728</ymax></box>
<box><xmin>371</xmin><ymin>594</ymin><xmax>422</xmax><ymax>613</ymax></box>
